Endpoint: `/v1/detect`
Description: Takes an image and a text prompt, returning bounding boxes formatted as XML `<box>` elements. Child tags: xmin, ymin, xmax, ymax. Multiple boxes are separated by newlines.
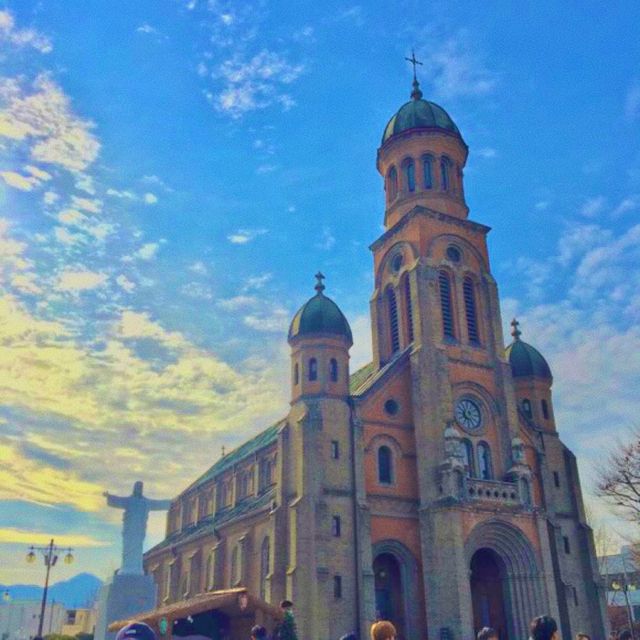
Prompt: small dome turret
<box><xmin>505</xmin><ymin>319</ymin><xmax>552</xmax><ymax>380</ymax></box>
<box><xmin>288</xmin><ymin>273</ymin><xmax>353</xmax><ymax>345</ymax></box>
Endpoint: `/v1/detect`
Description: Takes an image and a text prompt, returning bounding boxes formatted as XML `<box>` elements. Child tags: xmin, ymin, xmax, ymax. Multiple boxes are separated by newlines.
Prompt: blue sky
<box><xmin>1</xmin><ymin>0</ymin><xmax>639</xmax><ymax>583</ymax></box>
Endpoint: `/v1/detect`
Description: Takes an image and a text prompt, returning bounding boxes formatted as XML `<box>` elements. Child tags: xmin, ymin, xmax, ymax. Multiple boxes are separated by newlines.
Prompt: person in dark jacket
<box><xmin>530</xmin><ymin>615</ymin><xmax>560</xmax><ymax>640</ymax></box>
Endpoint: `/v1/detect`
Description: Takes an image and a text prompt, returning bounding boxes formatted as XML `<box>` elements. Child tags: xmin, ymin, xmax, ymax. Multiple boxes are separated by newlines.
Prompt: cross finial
<box><xmin>314</xmin><ymin>271</ymin><xmax>325</xmax><ymax>294</ymax></box>
<box><xmin>221</xmin><ymin>445</ymin><xmax>226</xmax><ymax>457</ymax></box>
<box><xmin>405</xmin><ymin>48</ymin><xmax>424</xmax><ymax>100</ymax></box>
<box><xmin>510</xmin><ymin>318</ymin><xmax>522</xmax><ymax>341</ymax></box>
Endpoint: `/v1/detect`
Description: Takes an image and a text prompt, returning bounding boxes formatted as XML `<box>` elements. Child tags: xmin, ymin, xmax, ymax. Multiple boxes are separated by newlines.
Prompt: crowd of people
<box><xmin>113</xmin><ymin>608</ymin><xmax>627</xmax><ymax>640</ymax></box>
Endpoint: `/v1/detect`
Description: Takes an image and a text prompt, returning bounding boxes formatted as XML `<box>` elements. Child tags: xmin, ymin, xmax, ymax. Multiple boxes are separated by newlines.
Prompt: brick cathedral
<box><xmin>144</xmin><ymin>74</ymin><xmax>608</xmax><ymax>640</ymax></box>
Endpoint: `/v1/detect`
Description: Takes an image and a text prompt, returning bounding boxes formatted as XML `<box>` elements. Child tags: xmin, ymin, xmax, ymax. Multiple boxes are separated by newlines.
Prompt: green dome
<box><xmin>288</xmin><ymin>275</ymin><xmax>352</xmax><ymax>344</ymax></box>
<box><xmin>505</xmin><ymin>321</ymin><xmax>552</xmax><ymax>380</ymax></box>
<box><xmin>382</xmin><ymin>82</ymin><xmax>462</xmax><ymax>145</ymax></box>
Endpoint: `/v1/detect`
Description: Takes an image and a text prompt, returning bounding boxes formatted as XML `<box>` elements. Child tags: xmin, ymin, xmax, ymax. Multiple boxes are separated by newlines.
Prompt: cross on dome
<box><xmin>405</xmin><ymin>48</ymin><xmax>424</xmax><ymax>100</ymax></box>
<box><xmin>314</xmin><ymin>271</ymin><xmax>326</xmax><ymax>294</ymax></box>
<box><xmin>510</xmin><ymin>318</ymin><xmax>522</xmax><ymax>341</ymax></box>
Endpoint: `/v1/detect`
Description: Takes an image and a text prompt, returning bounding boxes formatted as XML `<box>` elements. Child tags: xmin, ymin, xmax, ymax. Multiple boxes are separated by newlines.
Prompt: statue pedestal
<box><xmin>94</xmin><ymin>572</ymin><xmax>157</xmax><ymax>640</ymax></box>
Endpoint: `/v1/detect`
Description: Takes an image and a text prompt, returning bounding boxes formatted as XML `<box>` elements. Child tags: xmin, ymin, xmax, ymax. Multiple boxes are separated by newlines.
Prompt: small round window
<box><xmin>391</xmin><ymin>254</ymin><xmax>403</xmax><ymax>272</ymax></box>
<box><xmin>384</xmin><ymin>399</ymin><xmax>399</xmax><ymax>416</ymax></box>
<box><xmin>446</xmin><ymin>246</ymin><xmax>461</xmax><ymax>263</ymax></box>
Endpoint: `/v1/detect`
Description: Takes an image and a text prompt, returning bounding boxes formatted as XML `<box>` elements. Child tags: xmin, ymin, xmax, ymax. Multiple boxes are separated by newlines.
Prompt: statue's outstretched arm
<box><xmin>105</xmin><ymin>493</ymin><xmax>129</xmax><ymax>509</ymax></box>
<box><xmin>146</xmin><ymin>498</ymin><xmax>172</xmax><ymax>511</ymax></box>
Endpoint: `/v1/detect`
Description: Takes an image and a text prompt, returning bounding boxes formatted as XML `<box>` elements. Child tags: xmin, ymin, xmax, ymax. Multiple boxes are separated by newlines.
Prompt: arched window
<box><xmin>438</xmin><ymin>271</ymin><xmax>455</xmax><ymax>340</ymax></box>
<box><xmin>440</xmin><ymin>157</ymin><xmax>450</xmax><ymax>191</ymax></box>
<box><xmin>329</xmin><ymin>358</ymin><xmax>338</xmax><ymax>382</ymax></box>
<box><xmin>231</xmin><ymin>545</ymin><xmax>239</xmax><ymax>585</ymax></box>
<box><xmin>294</xmin><ymin>363</ymin><xmax>299</xmax><ymax>385</ymax></box>
<box><xmin>205</xmin><ymin>551</ymin><xmax>214</xmax><ymax>591</ymax></box>
<box><xmin>308</xmin><ymin>357</ymin><xmax>318</xmax><ymax>381</ymax></box>
<box><xmin>403</xmin><ymin>274</ymin><xmax>414</xmax><ymax>343</ymax></box>
<box><xmin>463</xmin><ymin>277</ymin><xmax>479</xmax><ymax>344</ymax></box>
<box><xmin>462</xmin><ymin>439</ymin><xmax>475</xmax><ymax>478</ymax></box>
<box><xmin>378</xmin><ymin>445</ymin><xmax>393</xmax><ymax>484</ymax></box>
<box><xmin>478</xmin><ymin>442</ymin><xmax>493</xmax><ymax>480</ymax></box>
<box><xmin>520</xmin><ymin>478</ymin><xmax>532</xmax><ymax>507</ymax></box>
<box><xmin>387</xmin><ymin>287</ymin><xmax>400</xmax><ymax>354</ymax></box>
<box><xmin>522</xmin><ymin>399</ymin><xmax>532</xmax><ymax>419</ymax></box>
<box><xmin>541</xmin><ymin>399</ymin><xmax>549</xmax><ymax>420</ymax></box>
<box><xmin>404</xmin><ymin>159</ymin><xmax>415</xmax><ymax>192</ymax></box>
<box><xmin>260</xmin><ymin>537</ymin><xmax>270</xmax><ymax>601</ymax></box>
<box><xmin>423</xmin><ymin>156</ymin><xmax>433</xmax><ymax>189</ymax></box>
<box><xmin>387</xmin><ymin>167</ymin><xmax>398</xmax><ymax>201</ymax></box>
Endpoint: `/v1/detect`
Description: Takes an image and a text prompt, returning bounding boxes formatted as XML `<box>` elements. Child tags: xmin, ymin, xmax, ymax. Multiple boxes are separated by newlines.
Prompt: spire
<box><xmin>314</xmin><ymin>271</ymin><xmax>326</xmax><ymax>295</ymax></box>
<box><xmin>405</xmin><ymin>48</ymin><xmax>423</xmax><ymax>101</ymax></box>
<box><xmin>510</xmin><ymin>317</ymin><xmax>522</xmax><ymax>341</ymax></box>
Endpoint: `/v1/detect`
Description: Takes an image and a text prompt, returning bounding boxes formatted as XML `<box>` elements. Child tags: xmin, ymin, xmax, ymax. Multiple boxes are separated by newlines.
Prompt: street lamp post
<box><xmin>25</xmin><ymin>539</ymin><xmax>74</xmax><ymax>638</ymax></box>
<box><xmin>611</xmin><ymin>578</ymin><xmax>636</xmax><ymax>638</ymax></box>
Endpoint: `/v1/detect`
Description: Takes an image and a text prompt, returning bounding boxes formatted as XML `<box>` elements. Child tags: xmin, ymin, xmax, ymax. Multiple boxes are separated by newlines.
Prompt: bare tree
<box><xmin>597</xmin><ymin>429</ymin><xmax>640</xmax><ymax>523</ymax></box>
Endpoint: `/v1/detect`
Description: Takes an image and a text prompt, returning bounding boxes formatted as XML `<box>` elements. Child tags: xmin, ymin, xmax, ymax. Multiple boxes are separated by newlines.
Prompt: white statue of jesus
<box><xmin>104</xmin><ymin>481</ymin><xmax>171</xmax><ymax>575</ymax></box>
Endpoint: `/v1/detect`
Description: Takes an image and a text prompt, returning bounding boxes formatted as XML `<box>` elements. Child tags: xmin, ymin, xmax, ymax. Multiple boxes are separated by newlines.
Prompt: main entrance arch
<box><xmin>466</xmin><ymin>520</ymin><xmax>547</xmax><ymax>640</ymax></box>
<box><xmin>372</xmin><ymin>540</ymin><xmax>420</xmax><ymax>640</ymax></box>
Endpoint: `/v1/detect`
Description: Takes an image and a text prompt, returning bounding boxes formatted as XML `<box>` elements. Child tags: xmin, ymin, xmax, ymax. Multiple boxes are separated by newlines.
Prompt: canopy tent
<box><xmin>109</xmin><ymin>588</ymin><xmax>283</xmax><ymax>640</ymax></box>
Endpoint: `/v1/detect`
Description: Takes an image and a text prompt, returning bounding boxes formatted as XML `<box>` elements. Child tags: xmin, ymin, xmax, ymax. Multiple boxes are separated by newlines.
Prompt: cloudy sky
<box><xmin>1</xmin><ymin>0</ymin><xmax>639</xmax><ymax>584</ymax></box>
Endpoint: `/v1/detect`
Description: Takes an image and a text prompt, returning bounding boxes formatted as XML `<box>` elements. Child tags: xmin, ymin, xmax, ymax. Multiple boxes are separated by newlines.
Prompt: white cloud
<box><xmin>56</xmin><ymin>269</ymin><xmax>107</xmax><ymax>292</ymax></box>
<box><xmin>477</xmin><ymin>147</ymin><xmax>497</xmax><ymax>159</ymax></box>
<box><xmin>143</xmin><ymin>192</ymin><xmax>158</xmax><ymax>205</ymax></box>
<box><xmin>423</xmin><ymin>30</ymin><xmax>498</xmax><ymax>100</ymax></box>
<box><xmin>218</xmin><ymin>295</ymin><xmax>258</xmax><ymax>311</ymax></box>
<box><xmin>256</xmin><ymin>163</ymin><xmax>278</xmax><ymax>174</ymax></box>
<box><xmin>213</xmin><ymin>50</ymin><xmax>304</xmax><ymax>118</ymax></box>
<box><xmin>579</xmin><ymin>196</ymin><xmax>606</xmax><ymax>218</ymax></box>
<box><xmin>242</xmin><ymin>273</ymin><xmax>272</xmax><ymax>291</ymax></box>
<box><xmin>0</xmin><ymin>10</ymin><xmax>52</xmax><ymax>54</ymax></box>
<box><xmin>181</xmin><ymin>282</ymin><xmax>213</xmax><ymax>300</ymax></box>
<box><xmin>106</xmin><ymin>188</ymin><xmax>136</xmax><ymax>200</ymax></box>
<box><xmin>116</xmin><ymin>274</ymin><xmax>136</xmax><ymax>293</ymax></box>
<box><xmin>24</xmin><ymin>165</ymin><xmax>52</xmax><ymax>181</ymax></box>
<box><xmin>189</xmin><ymin>261</ymin><xmax>208</xmax><ymax>275</ymax></box>
<box><xmin>0</xmin><ymin>170</ymin><xmax>37</xmax><ymax>191</ymax></box>
<box><xmin>134</xmin><ymin>242</ymin><xmax>160</xmax><ymax>260</ymax></box>
<box><xmin>43</xmin><ymin>191</ymin><xmax>59</xmax><ymax>205</ymax></box>
<box><xmin>243</xmin><ymin>306</ymin><xmax>289</xmax><ymax>332</ymax></box>
<box><xmin>71</xmin><ymin>195</ymin><xmax>102</xmax><ymax>213</ymax></box>
<box><xmin>612</xmin><ymin>195</ymin><xmax>639</xmax><ymax>217</ymax></box>
<box><xmin>0</xmin><ymin>74</ymin><xmax>100</xmax><ymax>172</ymax></box>
<box><xmin>535</xmin><ymin>200</ymin><xmax>549</xmax><ymax>211</ymax></box>
<box><xmin>227</xmin><ymin>228</ymin><xmax>267</xmax><ymax>244</ymax></box>
<box><xmin>316</xmin><ymin>227</ymin><xmax>335</xmax><ymax>251</ymax></box>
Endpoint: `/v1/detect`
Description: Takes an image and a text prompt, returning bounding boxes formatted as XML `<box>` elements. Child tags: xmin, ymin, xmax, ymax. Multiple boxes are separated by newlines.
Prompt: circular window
<box><xmin>384</xmin><ymin>398</ymin><xmax>399</xmax><ymax>415</ymax></box>
<box><xmin>391</xmin><ymin>253</ymin><xmax>403</xmax><ymax>272</ymax></box>
<box><xmin>446</xmin><ymin>246</ymin><xmax>461</xmax><ymax>262</ymax></box>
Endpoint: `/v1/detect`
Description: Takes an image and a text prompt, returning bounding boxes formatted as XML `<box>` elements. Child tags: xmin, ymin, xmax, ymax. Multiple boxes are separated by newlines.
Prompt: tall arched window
<box><xmin>463</xmin><ymin>277</ymin><xmax>479</xmax><ymax>344</ymax></box>
<box><xmin>205</xmin><ymin>551</ymin><xmax>214</xmax><ymax>591</ymax></box>
<box><xmin>329</xmin><ymin>358</ymin><xmax>338</xmax><ymax>382</ymax></box>
<box><xmin>308</xmin><ymin>357</ymin><xmax>318</xmax><ymax>381</ymax></box>
<box><xmin>522</xmin><ymin>399</ymin><xmax>532</xmax><ymax>419</ymax></box>
<box><xmin>438</xmin><ymin>271</ymin><xmax>455</xmax><ymax>340</ymax></box>
<box><xmin>378</xmin><ymin>445</ymin><xmax>393</xmax><ymax>484</ymax></box>
<box><xmin>541</xmin><ymin>399</ymin><xmax>549</xmax><ymax>420</ymax></box>
<box><xmin>387</xmin><ymin>287</ymin><xmax>400</xmax><ymax>354</ymax></box>
<box><xmin>404</xmin><ymin>159</ymin><xmax>415</xmax><ymax>192</ymax></box>
<box><xmin>387</xmin><ymin>167</ymin><xmax>398</xmax><ymax>201</ymax></box>
<box><xmin>423</xmin><ymin>156</ymin><xmax>433</xmax><ymax>189</ymax></box>
<box><xmin>440</xmin><ymin>157</ymin><xmax>450</xmax><ymax>191</ymax></box>
<box><xmin>403</xmin><ymin>274</ymin><xmax>414</xmax><ymax>343</ymax></box>
<box><xmin>478</xmin><ymin>443</ymin><xmax>493</xmax><ymax>480</ymax></box>
<box><xmin>260</xmin><ymin>537</ymin><xmax>270</xmax><ymax>601</ymax></box>
<box><xmin>294</xmin><ymin>363</ymin><xmax>299</xmax><ymax>385</ymax></box>
<box><xmin>462</xmin><ymin>439</ymin><xmax>475</xmax><ymax>478</ymax></box>
<box><xmin>231</xmin><ymin>545</ymin><xmax>239</xmax><ymax>585</ymax></box>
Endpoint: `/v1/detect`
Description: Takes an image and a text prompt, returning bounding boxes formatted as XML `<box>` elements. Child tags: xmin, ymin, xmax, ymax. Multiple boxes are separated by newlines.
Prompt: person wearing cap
<box><xmin>116</xmin><ymin>622</ymin><xmax>157</xmax><ymax>640</ymax></box>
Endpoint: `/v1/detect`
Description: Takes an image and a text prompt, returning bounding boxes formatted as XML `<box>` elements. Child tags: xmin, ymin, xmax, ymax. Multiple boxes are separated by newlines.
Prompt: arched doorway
<box><xmin>374</xmin><ymin>553</ymin><xmax>405</xmax><ymax>637</ymax></box>
<box><xmin>465</xmin><ymin>519</ymin><xmax>548</xmax><ymax>640</ymax></box>
<box><xmin>470</xmin><ymin>548</ymin><xmax>507</xmax><ymax>639</ymax></box>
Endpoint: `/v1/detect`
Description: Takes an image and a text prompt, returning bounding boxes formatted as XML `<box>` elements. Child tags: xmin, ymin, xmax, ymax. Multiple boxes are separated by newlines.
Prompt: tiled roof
<box><xmin>147</xmin><ymin>488</ymin><xmax>276</xmax><ymax>555</ymax></box>
<box><xmin>187</xmin><ymin>420</ymin><xmax>285</xmax><ymax>493</ymax></box>
<box><xmin>349</xmin><ymin>361</ymin><xmax>375</xmax><ymax>393</ymax></box>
